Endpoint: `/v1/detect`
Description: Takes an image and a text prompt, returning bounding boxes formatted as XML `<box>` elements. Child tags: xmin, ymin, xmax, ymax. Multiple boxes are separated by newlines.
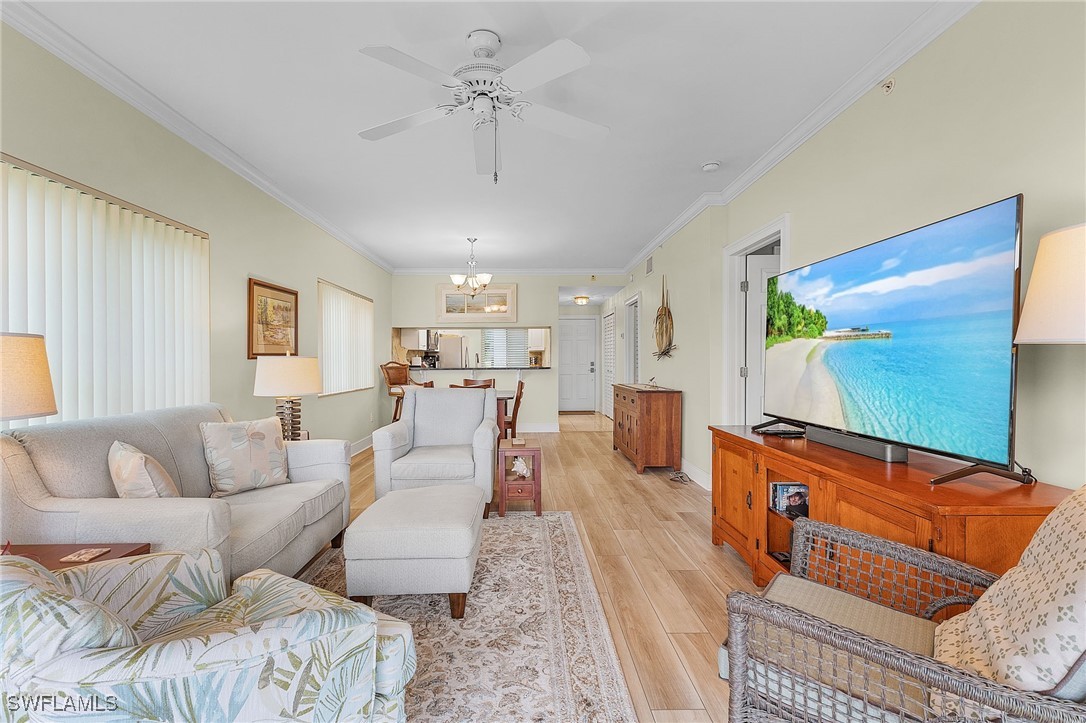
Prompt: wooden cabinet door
<box><xmin>833</xmin><ymin>485</ymin><xmax>931</xmax><ymax>549</ymax></box>
<box><xmin>714</xmin><ymin>441</ymin><xmax>754</xmax><ymax>556</ymax></box>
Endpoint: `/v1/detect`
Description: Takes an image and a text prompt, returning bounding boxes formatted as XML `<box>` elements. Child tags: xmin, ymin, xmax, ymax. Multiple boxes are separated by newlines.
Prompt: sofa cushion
<box><xmin>391</xmin><ymin>445</ymin><xmax>475</xmax><ymax>481</ymax></box>
<box><xmin>935</xmin><ymin>484</ymin><xmax>1086</xmax><ymax>700</ymax></box>
<box><xmin>223</xmin><ymin>479</ymin><xmax>344</xmax><ymax>526</ymax></box>
<box><xmin>201</xmin><ymin>417</ymin><xmax>289</xmax><ymax>498</ymax></box>
<box><xmin>108</xmin><ymin>441</ymin><xmax>180</xmax><ymax>498</ymax></box>
<box><xmin>8</xmin><ymin>404</ymin><xmax>229</xmax><ymax>499</ymax></box>
<box><xmin>345</xmin><ymin>485</ymin><xmax>484</xmax><ymax>561</ymax></box>
<box><xmin>228</xmin><ymin>502</ymin><xmax>306</xmax><ymax>575</ymax></box>
<box><xmin>0</xmin><ymin>556</ymin><xmax>139</xmax><ymax>685</ymax></box>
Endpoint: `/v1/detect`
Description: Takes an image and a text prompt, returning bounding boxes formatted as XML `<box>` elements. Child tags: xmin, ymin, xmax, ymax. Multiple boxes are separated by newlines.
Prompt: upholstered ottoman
<box><xmin>345</xmin><ymin>484</ymin><xmax>484</xmax><ymax>618</ymax></box>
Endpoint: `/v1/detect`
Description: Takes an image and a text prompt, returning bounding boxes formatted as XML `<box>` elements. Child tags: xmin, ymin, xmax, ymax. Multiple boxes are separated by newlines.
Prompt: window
<box><xmin>318</xmin><ymin>280</ymin><xmax>374</xmax><ymax>395</ymax></box>
<box><xmin>481</xmin><ymin>328</ymin><xmax>529</xmax><ymax>368</ymax></box>
<box><xmin>1</xmin><ymin>156</ymin><xmax>210</xmax><ymax>426</ymax></box>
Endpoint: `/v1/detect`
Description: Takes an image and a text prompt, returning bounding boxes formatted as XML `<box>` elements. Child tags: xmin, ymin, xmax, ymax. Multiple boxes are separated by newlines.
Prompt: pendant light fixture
<box><xmin>449</xmin><ymin>238</ymin><xmax>493</xmax><ymax>297</ymax></box>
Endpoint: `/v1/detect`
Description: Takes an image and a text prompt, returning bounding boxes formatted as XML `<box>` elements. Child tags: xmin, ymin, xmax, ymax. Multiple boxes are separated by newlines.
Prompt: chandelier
<box><xmin>450</xmin><ymin>238</ymin><xmax>492</xmax><ymax>297</ymax></box>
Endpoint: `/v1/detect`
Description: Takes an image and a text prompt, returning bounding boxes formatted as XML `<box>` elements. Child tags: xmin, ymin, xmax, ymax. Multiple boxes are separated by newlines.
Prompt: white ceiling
<box><xmin>15</xmin><ymin>2</ymin><xmax>971</xmax><ymax>273</ymax></box>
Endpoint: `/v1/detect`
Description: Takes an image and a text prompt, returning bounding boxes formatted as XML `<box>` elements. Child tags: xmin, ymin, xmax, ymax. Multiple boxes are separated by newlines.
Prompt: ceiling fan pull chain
<box><xmin>493</xmin><ymin>114</ymin><xmax>499</xmax><ymax>185</ymax></box>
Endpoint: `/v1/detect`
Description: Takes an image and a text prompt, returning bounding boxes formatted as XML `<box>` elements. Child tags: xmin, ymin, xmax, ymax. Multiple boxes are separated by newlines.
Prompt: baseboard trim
<box><xmin>681</xmin><ymin>458</ymin><xmax>711</xmax><ymax>491</ymax></box>
<box><xmin>351</xmin><ymin>435</ymin><xmax>373</xmax><ymax>457</ymax></box>
<box><xmin>517</xmin><ymin>423</ymin><xmax>560</xmax><ymax>433</ymax></box>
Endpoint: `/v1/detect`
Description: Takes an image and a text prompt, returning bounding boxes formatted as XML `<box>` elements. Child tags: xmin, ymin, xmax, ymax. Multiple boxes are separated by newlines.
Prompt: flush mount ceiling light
<box><xmin>701</xmin><ymin>161</ymin><xmax>721</xmax><ymax>173</ymax></box>
<box><xmin>449</xmin><ymin>238</ymin><xmax>492</xmax><ymax>297</ymax></box>
<box><xmin>573</xmin><ymin>295</ymin><xmax>590</xmax><ymax>305</ymax></box>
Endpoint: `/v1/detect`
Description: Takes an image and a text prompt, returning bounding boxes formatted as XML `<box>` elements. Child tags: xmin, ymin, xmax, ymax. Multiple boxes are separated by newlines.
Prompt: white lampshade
<box><xmin>253</xmin><ymin>356</ymin><xmax>323</xmax><ymax>397</ymax></box>
<box><xmin>476</xmin><ymin>272</ymin><xmax>493</xmax><ymax>286</ymax></box>
<box><xmin>1015</xmin><ymin>223</ymin><xmax>1086</xmax><ymax>344</ymax></box>
<box><xmin>449</xmin><ymin>274</ymin><xmax>467</xmax><ymax>286</ymax></box>
<box><xmin>0</xmin><ymin>333</ymin><xmax>58</xmax><ymax>421</ymax></box>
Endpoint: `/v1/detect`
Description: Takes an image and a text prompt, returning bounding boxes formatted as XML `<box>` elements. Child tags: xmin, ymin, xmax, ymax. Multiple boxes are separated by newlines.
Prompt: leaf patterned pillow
<box><xmin>108</xmin><ymin>440</ymin><xmax>181</xmax><ymax>498</ymax></box>
<box><xmin>200</xmin><ymin>417</ymin><xmax>289</xmax><ymax>498</ymax></box>
<box><xmin>934</xmin><ymin>483</ymin><xmax>1086</xmax><ymax>700</ymax></box>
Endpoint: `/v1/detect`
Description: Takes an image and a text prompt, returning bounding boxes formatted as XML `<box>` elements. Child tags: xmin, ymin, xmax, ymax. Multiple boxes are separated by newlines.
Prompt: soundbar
<box><xmin>805</xmin><ymin>425</ymin><xmax>908</xmax><ymax>463</ymax></box>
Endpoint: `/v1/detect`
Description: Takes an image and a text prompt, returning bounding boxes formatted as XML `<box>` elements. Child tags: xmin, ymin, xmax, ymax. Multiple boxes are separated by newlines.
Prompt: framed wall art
<box><xmin>248</xmin><ymin>278</ymin><xmax>298</xmax><ymax>358</ymax></box>
<box><xmin>436</xmin><ymin>283</ymin><xmax>517</xmax><ymax>323</ymax></box>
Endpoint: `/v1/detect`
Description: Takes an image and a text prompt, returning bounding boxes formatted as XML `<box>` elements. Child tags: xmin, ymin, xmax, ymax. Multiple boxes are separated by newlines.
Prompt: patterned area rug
<box><xmin>299</xmin><ymin>511</ymin><xmax>637</xmax><ymax>722</ymax></box>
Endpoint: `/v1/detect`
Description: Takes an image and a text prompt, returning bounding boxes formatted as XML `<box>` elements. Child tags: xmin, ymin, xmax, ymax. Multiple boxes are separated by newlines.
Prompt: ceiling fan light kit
<box><xmin>358</xmin><ymin>29</ymin><xmax>608</xmax><ymax>183</ymax></box>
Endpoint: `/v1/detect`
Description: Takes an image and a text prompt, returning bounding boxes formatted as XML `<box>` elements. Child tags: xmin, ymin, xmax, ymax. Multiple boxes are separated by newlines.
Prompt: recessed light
<box><xmin>701</xmin><ymin>161</ymin><xmax>721</xmax><ymax>173</ymax></box>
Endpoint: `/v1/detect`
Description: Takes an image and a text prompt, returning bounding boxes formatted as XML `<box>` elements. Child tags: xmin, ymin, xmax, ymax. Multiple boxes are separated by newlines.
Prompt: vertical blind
<box><xmin>318</xmin><ymin>280</ymin><xmax>374</xmax><ymax>395</ymax></box>
<box><xmin>481</xmin><ymin>328</ymin><xmax>529</xmax><ymax>367</ymax></box>
<box><xmin>1</xmin><ymin>159</ymin><xmax>211</xmax><ymax>428</ymax></box>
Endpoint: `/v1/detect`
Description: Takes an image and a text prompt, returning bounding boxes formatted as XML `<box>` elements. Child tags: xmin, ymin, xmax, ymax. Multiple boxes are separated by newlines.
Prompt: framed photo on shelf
<box><xmin>248</xmin><ymin>278</ymin><xmax>298</xmax><ymax>358</ymax></box>
<box><xmin>436</xmin><ymin>283</ymin><xmax>517</xmax><ymax>323</ymax></box>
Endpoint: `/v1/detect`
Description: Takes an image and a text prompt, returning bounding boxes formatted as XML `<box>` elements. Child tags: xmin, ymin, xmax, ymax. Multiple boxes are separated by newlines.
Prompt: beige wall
<box><xmin>1</xmin><ymin>25</ymin><xmax>393</xmax><ymax>448</ymax></box>
<box><xmin>609</xmin><ymin>2</ymin><xmax>1086</xmax><ymax>488</ymax></box>
<box><xmin>391</xmin><ymin>276</ymin><xmax>625</xmax><ymax>429</ymax></box>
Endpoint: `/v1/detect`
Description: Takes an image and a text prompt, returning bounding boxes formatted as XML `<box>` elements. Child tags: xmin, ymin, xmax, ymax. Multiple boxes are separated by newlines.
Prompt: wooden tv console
<box><xmin>710</xmin><ymin>425</ymin><xmax>1070</xmax><ymax>587</ymax></box>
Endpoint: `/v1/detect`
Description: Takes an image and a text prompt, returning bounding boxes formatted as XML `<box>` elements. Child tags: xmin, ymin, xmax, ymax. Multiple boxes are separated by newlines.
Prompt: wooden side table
<box><xmin>5</xmin><ymin>542</ymin><xmax>151</xmax><ymax>571</ymax></box>
<box><xmin>497</xmin><ymin>439</ymin><xmax>542</xmax><ymax>517</ymax></box>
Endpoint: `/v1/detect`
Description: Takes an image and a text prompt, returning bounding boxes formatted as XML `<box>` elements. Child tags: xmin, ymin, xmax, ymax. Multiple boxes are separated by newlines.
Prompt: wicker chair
<box><xmin>724</xmin><ymin>517</ymin><xmax>1086</xmax><ymax>723</ymax></box>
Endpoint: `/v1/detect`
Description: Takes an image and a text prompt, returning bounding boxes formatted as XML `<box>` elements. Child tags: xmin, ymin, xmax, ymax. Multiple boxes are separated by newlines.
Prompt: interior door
<box><xmin>559</xmin><ymin>318</ymin><xmax>598</xmax><ymax>412</ymax></box>
<box><xmin>603</xmin><ymin>313</ymin><xmax>616</xmax><ymax>418</ymax></box>
<box><xmin>745</xmin><ymin>254</ymin><xmax>780</xmax><ymax>424</ymax></box>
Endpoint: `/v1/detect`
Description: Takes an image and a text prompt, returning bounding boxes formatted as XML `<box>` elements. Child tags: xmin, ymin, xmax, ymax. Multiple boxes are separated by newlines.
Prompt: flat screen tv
<box><xmin>763</xmin><ymin>195</ymin><xmax>1023</xmax><ymax>470</ymax></box>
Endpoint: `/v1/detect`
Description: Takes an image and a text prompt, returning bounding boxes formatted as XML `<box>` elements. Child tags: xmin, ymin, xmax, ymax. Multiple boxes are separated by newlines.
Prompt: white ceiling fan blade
<box><xmin>473</xmin><ymin>122</ymin><xmax>501</xmax><ymax>175</ymax></box>
<box><xmin>497</xmin><ymin>39</ymin><xmax>590</xmax><ymax>93</ymax></box>
<box><xmin>360</xmin><ymin>45</ymin><xmax>462</xmax><ymax>87</ymax></box>
<box><xmin>520</xmin><ymin>103</ymin><xmax>609</xmax><ymax>141</ymax></box>
<box><xmin>358</xmin><ymin>105</ymin><xmax>460</xmax><ymax>141</ymax></box>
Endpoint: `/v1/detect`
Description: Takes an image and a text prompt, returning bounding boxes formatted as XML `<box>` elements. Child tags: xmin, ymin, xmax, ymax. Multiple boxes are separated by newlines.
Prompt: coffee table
<box><xmin>497</xmin><ymin>438</ymin><xmax>543</xmax><ymax>517</ymax></box>
<box><xmin>6</xmin><ymin>542</ymin><xmax>151</xmax><ymax>571</ymax></box>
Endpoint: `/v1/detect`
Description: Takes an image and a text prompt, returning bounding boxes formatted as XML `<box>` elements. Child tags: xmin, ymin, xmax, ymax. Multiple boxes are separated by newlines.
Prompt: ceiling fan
<box><xmin>358</xmin><ymin>29</ymin><xmax>608</xmax><ymax>182</ymax></box>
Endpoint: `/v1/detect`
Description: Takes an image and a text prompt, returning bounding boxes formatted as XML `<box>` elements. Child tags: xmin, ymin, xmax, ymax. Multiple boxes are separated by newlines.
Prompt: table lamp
<box><xmin>253</xmin><ymin>355</ymin><xmax>322</xmax><ymax>440</ymax></box>
<box><xmin>1015</xmin><ymin>223</ymin><xmax>1086</xmax><ymax>344</ymax></box>
<box><xmin>0</xmin><ymin>333</ymin><xmax>58</xmax><ymax>421</ymax></box>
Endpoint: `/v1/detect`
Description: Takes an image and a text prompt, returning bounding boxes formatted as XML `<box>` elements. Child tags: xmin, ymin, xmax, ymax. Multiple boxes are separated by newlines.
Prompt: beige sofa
<box><xmin>0</xmin><ymin>404</ymin><xmax>350</xmax><ymax>581</ymax></box>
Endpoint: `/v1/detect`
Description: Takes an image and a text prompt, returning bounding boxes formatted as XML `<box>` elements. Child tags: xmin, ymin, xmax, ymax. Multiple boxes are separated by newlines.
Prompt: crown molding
<box><xmin>391</xmin><ymin>267</ymin><xmax>627</xmax><ymax>277</ymax></box>
<box><xmin>2</xmin><ymin>3</ymin><xmax>394</xmax><ymax>274</ymax></box>
<box><xmin>623</xmin><ymin>0</ymin><xmax>976</xmax><ymax>275</ymax></box>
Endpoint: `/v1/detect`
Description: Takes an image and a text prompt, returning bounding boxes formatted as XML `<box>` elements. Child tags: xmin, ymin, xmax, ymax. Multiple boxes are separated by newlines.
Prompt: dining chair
<box><xmin>380</xmin><ymin>361</ymin><xmax>434</xmax><ymax>421</ymax></box>
<box><xmin>504</xmin><ymin>380</ymin><xmax>525</xmax><ymax>438</ymax></box>
<box><xmin>453</xmin><ymin>379</ymin><xmax>495</xmax><ymax>388</ymax></box>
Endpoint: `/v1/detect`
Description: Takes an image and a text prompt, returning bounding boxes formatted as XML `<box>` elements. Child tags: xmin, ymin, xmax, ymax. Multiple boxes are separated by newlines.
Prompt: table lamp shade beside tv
<box><xmin>254</xmin><ymin>355</ymin><xmax>322</xmax><ymax>440</ymax></box>
<box><xmin>1014</xmin><ymin>223</ymin><xmax>1086</xmax><ymax>345</ymax></box>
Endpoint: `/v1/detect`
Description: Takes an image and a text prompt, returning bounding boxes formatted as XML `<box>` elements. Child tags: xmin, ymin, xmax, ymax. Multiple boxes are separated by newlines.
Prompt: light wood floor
<box><xmin>347</xmin><ymin>413</ymin><xmax>758</xmax><ymax>723</ymax></box>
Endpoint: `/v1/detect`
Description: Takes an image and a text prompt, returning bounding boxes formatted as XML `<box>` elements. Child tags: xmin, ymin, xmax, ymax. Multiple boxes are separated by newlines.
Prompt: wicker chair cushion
<box><xmin>935</xmin><ymin>483</ymin><xmax>1086</xmax><ymax>700</ymax></box>
<box><xmin>721</xmin><ymin>573</ymin><xmax>936</xmax><ymax>719</ymax></box>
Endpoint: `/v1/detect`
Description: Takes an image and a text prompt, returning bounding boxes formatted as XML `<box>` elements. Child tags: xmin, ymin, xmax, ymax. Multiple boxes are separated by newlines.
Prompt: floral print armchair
<box><xmin>0</xmin><ymin>550</ymin><xmax>415</xmax><ymax>722</ymax></box>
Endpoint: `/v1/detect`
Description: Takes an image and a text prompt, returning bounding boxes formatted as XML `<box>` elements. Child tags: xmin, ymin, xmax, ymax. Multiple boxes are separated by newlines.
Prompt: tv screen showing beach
<box><xmin>764</xmin><ymin>196</ymin><xmax>1020</xmax><ymax>467</ymax></box>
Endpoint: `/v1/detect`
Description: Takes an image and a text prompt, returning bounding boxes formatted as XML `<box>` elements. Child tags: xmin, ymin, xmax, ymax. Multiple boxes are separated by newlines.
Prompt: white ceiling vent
<box><xmin>646</xmin><ymin>256</ymin><xmax>654</xmax><ymax>275</ymax></box>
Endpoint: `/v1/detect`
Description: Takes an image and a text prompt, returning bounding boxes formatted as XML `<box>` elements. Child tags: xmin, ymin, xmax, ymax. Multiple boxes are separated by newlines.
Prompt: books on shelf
<box><xmin>771</xmin><ymin>482</ymin><xmax>809</xmax><ymax>520</ymax></box>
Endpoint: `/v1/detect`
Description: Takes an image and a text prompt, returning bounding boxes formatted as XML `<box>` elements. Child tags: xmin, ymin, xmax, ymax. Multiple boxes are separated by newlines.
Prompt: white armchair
<box><xmin>372</xmin><ymin>387</ymin><xmax>498</xmax><ymax>516</ymax></box>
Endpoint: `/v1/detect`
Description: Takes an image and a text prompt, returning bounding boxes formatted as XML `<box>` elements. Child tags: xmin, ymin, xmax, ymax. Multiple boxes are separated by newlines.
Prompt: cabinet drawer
<box><xmin>505</xmin><ymin>483</ymin><xmax>536</xmax><ymax>499</ymax></box>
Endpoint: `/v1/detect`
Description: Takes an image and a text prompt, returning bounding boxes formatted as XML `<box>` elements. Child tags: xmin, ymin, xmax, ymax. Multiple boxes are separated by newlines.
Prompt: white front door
<box><xmin>602</xmin><ymin>312</ymin><xmax>616</xmax><ymax>418</ymax></box>
<box><xmin>559</xmin><ymin>318</ymin><xmax>597</xmax><ymax>412</ymax></box>
<box><xmin>745</xmin><ymin>254</ymin><xmax>780</xmax><ymax>424</ymax></box>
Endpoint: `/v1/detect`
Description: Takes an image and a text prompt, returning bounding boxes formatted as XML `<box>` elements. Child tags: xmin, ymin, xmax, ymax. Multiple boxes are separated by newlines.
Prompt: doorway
<box><xmin>602</xmin><ymin>312</ymin><xmax>616</xmax><ymax>418</ymax></box>
<box><xmin>624</xmin><ymin>294</ymin><xmax>640</xmax><ymax>384</ymax></box>
<box><xmin>721</xmin><ymin>215</ymin><xmax>791</xmax><ymax>425</ymax></box>
<box><xmin>558</xmin><ymin>318</ymin><xmax>598</xmax><ymax>412</ymax></box>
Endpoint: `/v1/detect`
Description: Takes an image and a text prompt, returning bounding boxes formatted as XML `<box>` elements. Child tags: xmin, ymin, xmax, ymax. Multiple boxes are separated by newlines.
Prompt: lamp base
<box><xmin>275</xmin><ymin>396</ymin><xmax>303</xmax><ymax>441</ymax></box>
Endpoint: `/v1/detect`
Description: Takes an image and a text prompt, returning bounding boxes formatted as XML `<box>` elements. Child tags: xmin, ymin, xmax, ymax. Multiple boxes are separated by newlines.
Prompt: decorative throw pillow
<box><xmin>0</xmin><ymin>556</ymin><xmax>139</xmax><ymax>685</ymax></box>
<box><xmin>934</xmin><ymin>483</ymin><xmax>1086</xmax><ymax>700</ymax></box>
<box><xmin>200</xmin><ymin>417</ymin><xmax>289</xmax><ymax>498</ymax></box>
<box><xmin>108</xmin><ymin>441</ymin><xmax>181</xmax><ymax>498</ymax></box>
